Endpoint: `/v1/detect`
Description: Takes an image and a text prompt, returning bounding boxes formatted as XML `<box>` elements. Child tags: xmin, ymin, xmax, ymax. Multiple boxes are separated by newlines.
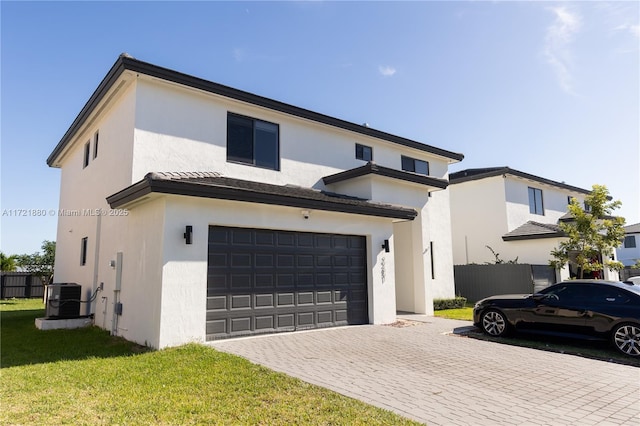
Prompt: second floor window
<box><xmin>356</xmin><ymin>144</ymin><xmax>372</xmax><ymax>161</ymax></box>
<box><xmin>83</xmin><ymin>141</ymin><xmax>90</xmax><ymax>168</ymax></box>
<box><xmin>624</xmin><ymin>236</ymin><xmax>636</xmax><ymax>248</ymax></box>
<box><xmin>401</xmin><ymin>155</ymin><xmax>429</xmax><ymax>175</ymax></box>
<box><xmin>528</xmin><ymin>187</ymin><xmax>544</xmax><ymax>215</ymax></box>
<box><xmin>93</xmin><ymin>131</ymin><xmax>99</xmax><ymax>159</ymax></box>
<box><xmin>227</xmin><ymin>113</ymin><xmax>279</xmax><ymax>170</ymax></box>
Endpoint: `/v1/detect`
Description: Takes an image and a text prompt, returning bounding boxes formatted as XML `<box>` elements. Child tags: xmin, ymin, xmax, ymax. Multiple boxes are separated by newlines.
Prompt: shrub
<box><xmin>433</xmin><ymin>297</ymin><xmax>467</xmax><ymax>310</ymax></box>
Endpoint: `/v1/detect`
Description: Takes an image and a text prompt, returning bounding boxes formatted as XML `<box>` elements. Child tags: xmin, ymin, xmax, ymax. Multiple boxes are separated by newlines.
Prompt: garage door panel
<box><xmin>277</xmin><ymin>254</ymin><xmax>295</xmax><ymax>267</ymax></box>
<box><xmin>255</xmin><ymin>293</ymin><xmax>274</xmax><ymax>308</ymax></box>
<box><xmin>230</xmin><ymin>294</ymin><xmax>251</xmax><ymax>309</ymax></box>
<box><xmin>231</xmin><ymin>229</ymin><xmax>253</xmax><ymax>245</ymax></box>
<box><xmin>318</xmin><ymin>310</ymin><xmax>333</xmax><ymax>324</ymax></box>
<box><xmin>207</xmin><ymin>296</ymin><xmax>227</xmax><ymax>311</ymax></box>
<box><xmin>207</xmin><ymin>226</ymin><xmax>368</xmax><ymax>340</ymax></box>
<box><xmin>230</xmin><ymin>275</ymin><xmax>252</xmax><ymax>290</ymax></box>
<box><xmin>255</xmin><ymin>315</ymin><xmax>274</xmax><ymax>330</ymax></box>
<box><xmin>277</xmin><ymin>293</ymin><xmax>295</xmax><ymax>306</ymax></box>
<box><xmin>297</xmin><ymin>292</ymin><xmax>314</xmax><ymax>305</ymax></box>
<box><xmin>255</xmin><ymin>254</ymin><xmax>275</xmax><ymax>267</ymax></box>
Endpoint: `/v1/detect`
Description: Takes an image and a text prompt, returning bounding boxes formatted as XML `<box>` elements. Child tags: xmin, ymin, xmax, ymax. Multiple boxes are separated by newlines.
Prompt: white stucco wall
<box><xmin>450</xmin><ymin>176</ymin><xmax>508</xmax><ymax>265</ymax></box>
<box><xmin>53</xmin><ymin>82</ymin><xmax>137</xmax><ymax>313</ymax></box>
<box><xmin>131</xmin><ymin>77</ymin><xmax>452</xmax><ymax>190</ymax></box>
<box><xmin>450</xmin><ymin>174</ymin><xmax>589</xmax><ymax>266</ymax></box>
<box><xmin>504</xmin><ymin>176</ymin><xmax>585</xmax><ymax>231</ymax></box>
<box><xmin>155</xmin><ymin>195</ymin><xmax>397</xmax><ymax>348</ymax></box>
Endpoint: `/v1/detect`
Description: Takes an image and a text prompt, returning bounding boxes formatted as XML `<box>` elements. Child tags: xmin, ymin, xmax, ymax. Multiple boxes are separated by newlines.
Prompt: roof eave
<box><xmin>107</xmin><ymin>177</ymin><xmax>417</xmax><ymax>221</ymax></box>
<box><xmin>49</xmin><ymin>55</ymin><xmax>464</xmax><ymax>167</ymax></box>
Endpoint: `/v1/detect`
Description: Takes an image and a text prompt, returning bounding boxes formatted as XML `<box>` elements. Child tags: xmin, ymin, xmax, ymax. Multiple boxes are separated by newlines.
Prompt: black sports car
<box><xmin>473</xmin><ymin>280</ymin><xmax>640</xmax><ymax>357</ymax></box>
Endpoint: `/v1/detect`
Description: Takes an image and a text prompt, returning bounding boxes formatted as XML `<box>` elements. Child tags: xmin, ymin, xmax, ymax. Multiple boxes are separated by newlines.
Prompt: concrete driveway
<box><xmin>210</xmin><ymin>317</ymin><xmax>640</xmax><ymax>425</ymax></box>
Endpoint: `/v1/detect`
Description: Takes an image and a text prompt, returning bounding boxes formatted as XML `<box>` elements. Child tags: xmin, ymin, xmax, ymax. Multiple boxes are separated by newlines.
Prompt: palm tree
<box><xmin>1</xmin><ymin>252</ymin><xmax>18</xmax><ymax>272</ymax></box>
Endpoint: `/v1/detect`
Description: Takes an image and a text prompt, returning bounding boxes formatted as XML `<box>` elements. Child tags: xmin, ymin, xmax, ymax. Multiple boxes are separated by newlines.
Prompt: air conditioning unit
<box><xmin>46</xmin><ymin>283</ymin><xmax>81</xmax><ymax>318</ymax></box>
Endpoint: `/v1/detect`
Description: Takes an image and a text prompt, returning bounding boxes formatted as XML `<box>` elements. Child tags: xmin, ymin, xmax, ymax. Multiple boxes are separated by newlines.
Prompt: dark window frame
<box><xmin>80</xmin><ymin>237</ymin><xmax>88</xmax><ymax>266</ymax></box>
<box><xmin>528</xmin><ymin>187</ymin><xmax>544</xmax><ymax>215</ymax></box>
<box><xmin>93</xmin><ymin>131</ymin><xmax>99</xmax><ymax>159</ymax></box>
<box><xmin>227</xmin><ymin>112</ymin><xmax>280</xmax><ymax>171</ymax></box>
<box><xmin>624</xmin><ymin>235</ymin><xmax>636</xmax><ymax>248</ymax></box>
<box><xmin>355</xmin><ymin>143</ymin><xmax>373</xmax><ymax>162</ymax></box>
<box><xmin>83</xmin><ymin>141</ymin><xmax>90</xmax><ymax>168</ymax></box>
<box><xmin>401</xmin><ymin>155</ymin><xmax>429</xmax><ymax>176</ymax></box>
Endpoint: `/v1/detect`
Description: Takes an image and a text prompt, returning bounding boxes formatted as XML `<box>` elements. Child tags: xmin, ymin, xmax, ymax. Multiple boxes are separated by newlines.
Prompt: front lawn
<box><xmin>433</xmin><ymin>305</ymin><xmax>473</xmax><ymax>321</ymax></box>
<box><xmin>1</xmin><ymin>299</ymin><xmax>419</xmax><ymax>425</ymax></box>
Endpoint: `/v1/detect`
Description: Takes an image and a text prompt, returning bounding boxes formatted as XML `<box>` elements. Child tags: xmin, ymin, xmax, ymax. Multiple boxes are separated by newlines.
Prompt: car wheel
<box><xmin>481</xmin><ymin>309</ymin><xmax>509</xmax><ymax>337</ymax></box>
<box><xmin>612</xmin><ymin>323</ymin><xmax>640</xmax><ymax>357</ymax></box>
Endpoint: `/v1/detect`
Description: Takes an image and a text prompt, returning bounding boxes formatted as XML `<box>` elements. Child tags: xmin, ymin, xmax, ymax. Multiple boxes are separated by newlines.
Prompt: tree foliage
<box><xmin>549</xmin><ymin>185</ymin><xmax>625</xmax><ymax>278</ymax></box>
<box><xmin>1</xmin><ymin>252</ymin><xmax>18</xmax><ymax>272</ymax></box>
<box><xmin>15</xmin><ymin>241</ymin><xmax>56</xmax><ymax>285</ymax></box>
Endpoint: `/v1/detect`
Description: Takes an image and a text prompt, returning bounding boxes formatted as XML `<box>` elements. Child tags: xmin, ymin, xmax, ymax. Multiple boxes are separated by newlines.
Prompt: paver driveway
<box><xmin>210</xmin><ymin>317</ymin><xmax>640</xmax><ymax>425</ymax></box>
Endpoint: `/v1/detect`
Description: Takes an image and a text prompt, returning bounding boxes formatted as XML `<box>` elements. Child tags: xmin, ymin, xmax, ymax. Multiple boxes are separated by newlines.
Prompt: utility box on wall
<box><xmin>46</xmin><ymin>283</ymin><xmax>81</xmax><ymax>318</ymax></box>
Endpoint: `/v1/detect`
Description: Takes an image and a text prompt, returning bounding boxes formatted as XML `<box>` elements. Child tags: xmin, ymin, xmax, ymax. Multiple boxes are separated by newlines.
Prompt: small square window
<box><xmin>624</xmin><ymin>236</ymin><xmax>637</xmax><ymax>248</ymax></box>
<box><xmin>83</xmin><ymin>141</ymin><xmax>90</xmax><ymax>168</ymax></box>
<box><xmin>401</xmin><ymin>155</ymin><xmax>429</xmax><ymax>176</ymax></box>
<box><xmin>355</xmin><ymin>144</ymin><xmax>372</xmax><ymax>161</ymax></box>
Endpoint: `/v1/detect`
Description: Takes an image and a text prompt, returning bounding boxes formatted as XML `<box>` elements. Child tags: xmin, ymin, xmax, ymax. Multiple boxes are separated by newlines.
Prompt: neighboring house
<box><xmin>617</xmin><ymin>223</ymin><xmax>640</xmax><ymax>267</ymax></box>
<box><xmin>449</xmin><ymin>167</ymin><xmax>620</xmax><ymax>281</ymax></box>
<box><xmin>47</xmin><ymin>54</ymin><xmax>464</xmax><ymax>348</ymax></box>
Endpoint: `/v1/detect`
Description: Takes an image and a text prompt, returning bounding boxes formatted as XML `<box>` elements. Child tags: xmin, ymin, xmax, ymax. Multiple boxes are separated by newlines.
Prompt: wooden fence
<box><xmin>1</xmin><ymin>272</ymin><xmax>45</xmax><ymax>299</ymax></box>
<box><xmin>454</xmin><ymin>264</ymin><xmax>557</xmax><ymax>303</ymax></box>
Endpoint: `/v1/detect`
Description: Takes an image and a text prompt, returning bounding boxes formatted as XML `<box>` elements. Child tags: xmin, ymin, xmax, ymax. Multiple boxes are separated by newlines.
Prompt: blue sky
<box><xmin>1</xmin><ymin>1</ymin><xmax>638</xmax><ymax>255</ymax></box>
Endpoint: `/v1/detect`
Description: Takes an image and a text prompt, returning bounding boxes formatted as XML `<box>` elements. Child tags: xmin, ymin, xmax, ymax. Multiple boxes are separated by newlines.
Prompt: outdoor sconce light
<box><xmin>184</xmin><ymin>225</ymin><xmax>193</xmax><ymax>245</ymax></box>
<box><xmin>382</xmin><ymin>239</ymin><xmax>390</xmax><ymax>253</ymax></box>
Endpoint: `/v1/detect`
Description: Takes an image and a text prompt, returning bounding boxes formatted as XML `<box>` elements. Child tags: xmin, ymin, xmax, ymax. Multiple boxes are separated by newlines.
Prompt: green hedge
<box><xmin>433</xmin><ymin>297</ymin><xmax>467</xmax><ymax>310</ymax></box>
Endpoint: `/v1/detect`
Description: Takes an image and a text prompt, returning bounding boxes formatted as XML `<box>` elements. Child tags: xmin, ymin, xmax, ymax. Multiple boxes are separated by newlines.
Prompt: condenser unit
<box><xmin>46</xmin><ymin>283</ymin><xmax>81</xmax><ymax>318</ymax></box>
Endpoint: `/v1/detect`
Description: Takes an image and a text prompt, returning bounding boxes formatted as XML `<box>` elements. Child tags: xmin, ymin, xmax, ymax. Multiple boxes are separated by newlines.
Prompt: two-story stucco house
<box><xmin>46</xmin><ymin>54</ymin><xmax>464</xmax><ymax>348</ymax></box>
<box><xmin>449</xmin><ymin>167</ymin><xmax>620</xmax><ymax>281</ymax></box>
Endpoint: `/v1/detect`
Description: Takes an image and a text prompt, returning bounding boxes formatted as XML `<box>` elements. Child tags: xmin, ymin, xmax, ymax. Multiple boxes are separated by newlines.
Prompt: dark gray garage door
<box><xmin>206</xmin><ymin>226</ymin><xmax>368</xmax><ymax>340</ymax></box>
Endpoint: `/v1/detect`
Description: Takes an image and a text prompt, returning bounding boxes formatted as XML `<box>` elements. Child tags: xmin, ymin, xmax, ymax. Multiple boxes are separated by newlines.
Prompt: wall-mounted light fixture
<box><xmin>184</xmin><ymin>225</ymin><xmax>193</xmax><ymax>245</ymax></box>
<box><xmin>301</xmin><ymin>210</ymin><xmax>310</xmax><ymax>220</ymax></box>
<box><xmin>381</xmin><ymin>239</ymin><xmax>390</xmax><ymax>253</ymax></box>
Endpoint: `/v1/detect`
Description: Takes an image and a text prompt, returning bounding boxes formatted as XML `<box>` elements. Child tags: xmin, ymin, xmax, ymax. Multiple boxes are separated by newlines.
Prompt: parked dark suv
<box><xmin>473</xmin><ymin>280</ymin><xmax>640</xmax><ymax>357</ymax></box>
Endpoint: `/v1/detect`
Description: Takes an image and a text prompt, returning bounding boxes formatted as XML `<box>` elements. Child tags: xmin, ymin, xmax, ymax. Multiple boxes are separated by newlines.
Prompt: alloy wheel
<box><xmin>613</xmin><ymin>324</ymin><xmax>640</xmax><ymax>357</ymax></box>
<box><xmin>482</xmin><ymin>310</ymin><xmax>507</xmax><ymax>337</ymax></box>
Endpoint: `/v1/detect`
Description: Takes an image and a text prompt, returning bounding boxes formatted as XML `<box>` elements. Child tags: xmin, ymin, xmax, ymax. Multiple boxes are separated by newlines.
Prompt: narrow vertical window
<box><xmin>80</xmin><ymin>237</ymin><xmax>88</xmax><ymax>266</ymax></box>
<box><xmin>93</xmin><ymin>131</ymin><xmax>99</xmax><ymax>159</ymax></box>
<box><xmin>430</xmin><ymin>241</ymin><xmax>435</xmax><ymax>279</ymax></box>
<box><xmin>83</xmin><ymin>141</ymin><xmax>90</xmax><ymax>168</ymax></box>
<box><xmin>355</xmin><ymin>143</ymin><xmax>372</xmax><ymax>161</ymax></box>
<box><xmin>528</xmin><ymin>187</ymin><xmax>544</xmax><ymax>215</ymax></box>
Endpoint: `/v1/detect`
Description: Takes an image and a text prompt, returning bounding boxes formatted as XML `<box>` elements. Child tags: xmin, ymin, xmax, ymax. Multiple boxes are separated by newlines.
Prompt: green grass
<box><xmin>1</xmin><ymin>299</ymin><xmax>420</xmax><ymax>425</ymax></box>
<box><xmin>434</xmin><ymin>304</ymin><xmax>473</xmax><ymax>321</ymax></box>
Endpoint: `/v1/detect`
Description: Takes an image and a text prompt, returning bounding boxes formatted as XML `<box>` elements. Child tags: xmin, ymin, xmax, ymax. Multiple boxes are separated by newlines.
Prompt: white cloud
<box><xmin>543</xmin><ymin>6</ymin><xmax>582</xmax><ymax>94</ymax></box>
<box><xmin>378</xmin><ymin>65</ymin><xmax>396</xmax><ymax>77</ymax></box>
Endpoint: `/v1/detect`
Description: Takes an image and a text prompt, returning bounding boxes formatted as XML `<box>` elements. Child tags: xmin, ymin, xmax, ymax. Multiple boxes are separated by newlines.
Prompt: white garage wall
<box><xmin>156</xmin><ymin>195</ymin><xmax>397</xmax><ymax>349</ymax></box>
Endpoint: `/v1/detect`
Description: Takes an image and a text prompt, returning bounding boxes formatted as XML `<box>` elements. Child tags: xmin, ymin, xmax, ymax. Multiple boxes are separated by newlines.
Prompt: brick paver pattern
<box><xmin>210</xmin><ymin>317</ymin><xmax>640</xmax><ymax>426</ymax></box>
